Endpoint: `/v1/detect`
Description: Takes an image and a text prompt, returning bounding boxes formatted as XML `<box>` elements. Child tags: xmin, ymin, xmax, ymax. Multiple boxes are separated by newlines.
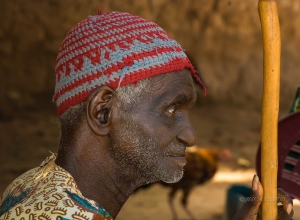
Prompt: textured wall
<box><xmin>1</xmin><ymin>0</ymin><xmax>300</xmax><ymax>114</ymax></box>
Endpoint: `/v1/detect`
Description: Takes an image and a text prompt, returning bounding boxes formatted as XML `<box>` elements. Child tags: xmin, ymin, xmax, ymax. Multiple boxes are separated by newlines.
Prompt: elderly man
<box><xmin>0</xmin><ymin>11</ymin><xmax>294</xmax><ymax>220</ymax></box>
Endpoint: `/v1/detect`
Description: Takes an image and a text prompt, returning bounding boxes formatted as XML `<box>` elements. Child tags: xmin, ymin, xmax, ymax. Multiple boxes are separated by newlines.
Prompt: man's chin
<box><xmin>159</xmin><ymin>169</ymin><xmax>184</xmax><ymax>184</ymax></box>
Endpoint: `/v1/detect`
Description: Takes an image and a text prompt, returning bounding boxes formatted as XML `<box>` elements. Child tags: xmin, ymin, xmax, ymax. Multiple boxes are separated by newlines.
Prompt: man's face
<box><xmin>111</xmin><ymin>69</ymin><xmax>197</xmax><ymax>183</ymax></box>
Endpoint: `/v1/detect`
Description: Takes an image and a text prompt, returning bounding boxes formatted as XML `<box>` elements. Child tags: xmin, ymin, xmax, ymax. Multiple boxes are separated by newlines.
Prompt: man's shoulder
<box><xmin>0</xmin><ymin>154</ymin><xmax>113</xmax><ymax>220</ymax></box>
<box><xmin>0</xmin><ymin>154</ymin><xmax>57</xmax><ymax>203</ymax></box>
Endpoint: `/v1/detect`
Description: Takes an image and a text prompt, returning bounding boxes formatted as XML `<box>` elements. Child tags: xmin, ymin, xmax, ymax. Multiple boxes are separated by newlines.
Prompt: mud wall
<box><xmin>1</xmin><ymin>0</ymin><xmax>300</xmax><ymax>114</ymax></box>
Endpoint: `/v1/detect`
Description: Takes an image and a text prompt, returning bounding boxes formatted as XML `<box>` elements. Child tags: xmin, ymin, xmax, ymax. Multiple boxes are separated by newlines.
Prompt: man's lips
<box><xmin>165</xmin><ymin>152</ymin><xmax>186</xmax><ymax>157</ymax></box>
<box><xmin>166</xmin><ymin>153</ymin><xmax>187</xmax><ymax>166</ymax></box>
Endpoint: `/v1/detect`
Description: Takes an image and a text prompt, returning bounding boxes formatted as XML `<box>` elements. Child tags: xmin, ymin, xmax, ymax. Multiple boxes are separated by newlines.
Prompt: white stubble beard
<box><xmin>110</xmin><ymin>113</ymin><xmax>185</xmax><ymax>184</ymax></box>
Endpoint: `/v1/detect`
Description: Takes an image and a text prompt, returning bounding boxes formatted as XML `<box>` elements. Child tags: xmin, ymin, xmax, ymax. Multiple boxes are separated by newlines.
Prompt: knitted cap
<box><xmin>54</xmin><ymin>11</ymin><xmax>206</xmax><ymax>116</ymax></box>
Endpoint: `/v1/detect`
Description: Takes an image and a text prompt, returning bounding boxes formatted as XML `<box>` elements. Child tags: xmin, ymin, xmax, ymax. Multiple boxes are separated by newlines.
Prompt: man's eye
<box><xmin>166</xmin><ymin>104</ymin><xmax>177</xmax><ymax>116</ymax></box>
<box><xmin>168</xmin><ymin>108</ymin><xmax>175</xmax><ymax>114</ymax></box>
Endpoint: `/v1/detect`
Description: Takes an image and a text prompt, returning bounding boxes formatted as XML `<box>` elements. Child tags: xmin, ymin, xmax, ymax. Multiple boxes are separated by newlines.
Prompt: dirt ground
<box><xmin>0</xmin><ymin>95</ymin><xmax>299</xmax><ymax>219</ymax></box>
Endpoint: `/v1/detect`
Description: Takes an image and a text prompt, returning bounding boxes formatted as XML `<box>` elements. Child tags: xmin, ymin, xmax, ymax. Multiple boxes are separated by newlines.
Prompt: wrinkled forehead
<box><xmin>141</xmin><ymin>69</ymin><xmax>196</xmax><ymax>105</ymax></box>
<box><xmin>158</xmin><ymin>70</ymin><xmax>194</xmax><ymax>82</ymax></box>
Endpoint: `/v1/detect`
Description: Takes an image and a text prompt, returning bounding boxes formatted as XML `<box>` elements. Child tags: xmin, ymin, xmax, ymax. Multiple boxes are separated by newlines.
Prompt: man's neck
<box><xmin>55</xmin><ymin>136</ymin><xmax>147</xmax><ymax>218</ymax></box>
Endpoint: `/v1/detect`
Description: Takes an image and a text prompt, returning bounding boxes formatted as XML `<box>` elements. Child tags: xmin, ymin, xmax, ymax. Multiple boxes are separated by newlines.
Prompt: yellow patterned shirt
<box><xmin>0</xmin><ymin>154</ymin><xmax>113</xmax><ymax>220</ymax></box>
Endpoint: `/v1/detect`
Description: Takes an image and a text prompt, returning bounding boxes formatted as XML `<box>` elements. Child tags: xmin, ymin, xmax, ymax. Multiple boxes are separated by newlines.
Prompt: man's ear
<box><xmin>86</xmin><ymin>86</ymin><xmax>115</xmax><ymax>136</ymax></box>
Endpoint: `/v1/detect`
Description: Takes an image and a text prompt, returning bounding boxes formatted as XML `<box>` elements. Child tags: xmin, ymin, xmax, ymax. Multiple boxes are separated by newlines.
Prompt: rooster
<box><xmin>136</xmin><ymin>146</ymin><xmax>231</xmax><ymax>220</ymax></box>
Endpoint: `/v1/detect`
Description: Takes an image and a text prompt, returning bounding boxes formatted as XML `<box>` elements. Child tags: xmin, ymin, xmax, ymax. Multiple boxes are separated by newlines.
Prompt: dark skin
<box><xmin>55</xmin><ymin>69</ymin><xmax>293</xmax><ymax>219</ymax></box>
<box><xmin>232</xmin><ymin>175</ymin><xmax>294</xmax><ymax>220</ymax></box>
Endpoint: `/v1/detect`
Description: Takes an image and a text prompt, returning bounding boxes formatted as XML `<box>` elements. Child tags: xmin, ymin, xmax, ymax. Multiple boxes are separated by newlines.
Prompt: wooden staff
<box><xmin>258</xmin><ymin>0</ymin><xmax>281</xmax><ymax>219</ymax></box>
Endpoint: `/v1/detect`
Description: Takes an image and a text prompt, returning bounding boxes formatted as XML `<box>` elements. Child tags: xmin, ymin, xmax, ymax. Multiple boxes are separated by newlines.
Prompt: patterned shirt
<box><xmin>0</xmin><ymin>154</ymin><xmax>113</xmax><ymax>220</ymax></box>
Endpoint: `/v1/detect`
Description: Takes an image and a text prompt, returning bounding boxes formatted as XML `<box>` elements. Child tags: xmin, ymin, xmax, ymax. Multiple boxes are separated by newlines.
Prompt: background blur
<box><xmin>1</xmin><ymin>0</ymin><xmax>300</xmax><ymax>219</ymax></box>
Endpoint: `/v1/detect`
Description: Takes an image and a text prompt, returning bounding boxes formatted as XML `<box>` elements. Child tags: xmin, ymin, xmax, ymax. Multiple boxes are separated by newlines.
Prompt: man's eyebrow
<box><xmin>166</xmin><ymin>89</ymin><xmax>196</xmax><ymax>105</ymax></box>
<box><xmin>173</xmin><ymin>93</ymin><xmax>193</xmax><ymax>102</ymax></box>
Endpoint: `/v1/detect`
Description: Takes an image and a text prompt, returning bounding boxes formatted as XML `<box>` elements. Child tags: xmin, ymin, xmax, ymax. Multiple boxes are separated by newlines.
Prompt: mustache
<box><xmin>164</xmin><ymin>142</ymin><xmax>187</xmax><ymax>156</ymax></box>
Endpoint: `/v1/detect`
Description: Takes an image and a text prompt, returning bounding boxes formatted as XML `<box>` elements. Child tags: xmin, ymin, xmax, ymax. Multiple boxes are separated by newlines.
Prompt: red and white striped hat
<box><xmin>53</xmin><ymin>11</ymin><xmax>205</xmax><ymax>116</ymax></box>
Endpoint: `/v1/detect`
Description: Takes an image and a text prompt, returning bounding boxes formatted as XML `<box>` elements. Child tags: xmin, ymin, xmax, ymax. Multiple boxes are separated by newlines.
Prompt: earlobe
<box><xmin>86</xmin><ymin>86</ymin><xmax>114</xmax><ymax>136</ymax></box>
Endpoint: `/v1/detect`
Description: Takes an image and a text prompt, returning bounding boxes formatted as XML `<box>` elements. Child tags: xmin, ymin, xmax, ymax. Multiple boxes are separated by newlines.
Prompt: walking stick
<box><xmin>258</xmin><ymin>0</ymin><xmax>281</xmax><ymax>219</ymax></box>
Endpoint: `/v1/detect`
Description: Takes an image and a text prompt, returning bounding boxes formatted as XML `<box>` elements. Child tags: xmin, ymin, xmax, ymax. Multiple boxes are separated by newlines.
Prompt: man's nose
<box><xmin>176</xmin><ymin>121</ymin><xmax>197</xmax><ymax>147</ymax></box>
